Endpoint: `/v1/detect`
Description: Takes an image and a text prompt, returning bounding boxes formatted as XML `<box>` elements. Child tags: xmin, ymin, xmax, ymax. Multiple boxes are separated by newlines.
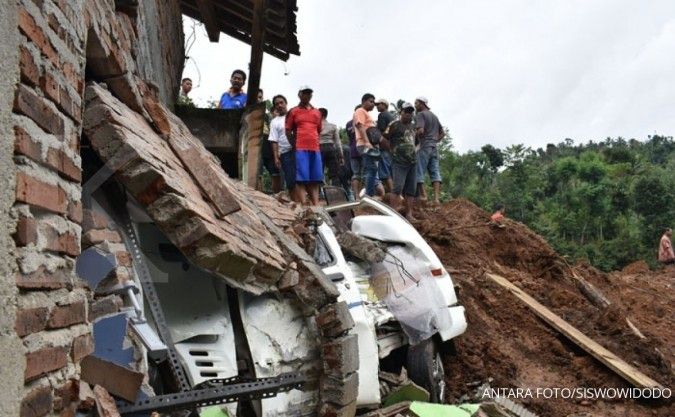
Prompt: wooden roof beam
<box><xmin>196</xmin><ymin>0</ymin><xmax>220</xmax><ymax>42</ymax></box>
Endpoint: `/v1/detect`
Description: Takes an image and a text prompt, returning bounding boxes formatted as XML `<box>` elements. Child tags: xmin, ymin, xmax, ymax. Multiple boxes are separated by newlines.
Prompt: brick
<box><xmin>14</xmin><ymin>84</ymin><xmax>65</xmax><ymax>138</ymax></box>
<box><xmin>20</xmin><ymin>385</ymin><xmax>53</xmax><ymax>417</ymax></box>
<box><xmin>18</xmin><ymin>9</ymin><xmax>59</xmax><ymax>66</ymax></box>
<box><xmin>321</xmin><ymin>334</ymin><xmax>359</xmax><ymax>375</ymax></box>
<box><xmin>316</xmin><ymin>302</ymin><xmax>355</xmax><ymax>338</ymax></box>
<box><xmin>89</xmin><ymin>295</ymin><xmax>122</xmax><ymax>322</ymax></box>
<box><xmin>14</xmin><ymin>216</ymin><xmax>38</xmax><ymax>247</ymax></box>
<box><xmin>25</xmin><ymin>346</ymin><xmax>68</xmax><ymax>382</ymax></box>
<box><xmin>16</xmin><ymin>172</ymin><xmax>68</xmax><ymax>214</ymax></box>
<box><xmin>318</xmin><ymin>401</ymin><xmax>357</xmax><ymax>417</ymax></box>
<box><xmin>115</xmin><ymin>251</ymin><xmax>131</xmax><ymax>267</ymax></box>
<box><xmin>14</xmin><ymin>126</ymin><xmax>81</xmax><ymax>181</ymax></box>
<box><xmin>46</xmin><ymin>147</ymin><xmax>81</xmax><ymax>181</ymax></box>
<box><xmin>15</xmin><ymin>307</ymin><xmax>49</xmax><ymax>337</ymax></box>
<box><xmin>81</xmin><ymin>356</ymin><xmax>143</xmax><ymax>402</ymax></box>
<box><xmin>62</xmin><ymin>62</ymin><xmax>82</xmax><ymax>95</ymax></box>
<box><xmin>67</xmin><ymin>200</ymin><xmax>82</xmax><ymax>224</ymax></box>
<box><xmin>48</xmin><ymin>301</ymin><xmax>86</xmax><ymax>329</ymax></box>
<box><xmin>19</xmin><ymin>44</ymin><xmax>41</xmax><ymax>86</ymax></box>
<box><xmin>93</xmin><ymin>385</ymin><xmax>121</xmax><ymax>417</ymax></box>
<box><xmin>14</xmin><ymin>125</ymin><xmax>42</xmax><ymax>160</ymax></box>
<box><xmin>57</xmin><ymin>84</ymin><xmax>82</xmax><ymax>123</ymax></box>
<box><xmin>16</xmin><ymin>265</ymin><xmax>73</xmax><ymax>290</ymax></box>
<box><xmin>82</xmin><ymin>229</ymin><xmax>122</xmax><ymax>247</ymax></box>
<box><xmin>40</xmin><ymin>68</ymin><xmax>60</xmax><ymax>104</ymax></box>
<box><xmin>38</xmin><ymin>222</ymin><xmax>80</xmax><ymax>256</ymax></box>
<box><xmin>82</xmin><ymin>209</ymin><xmax>109</xmax><ymax>231</ymax></box>
<box><xmin>71</xmin><ymin>333</ymin><xmax>94</xmax><ymax>362</ymax></box>
<box><xmin>55</xmin><ymin>380</ymin><xmax>78</xmax><ymax>411</ymax></box>
<box><xmin>78</xmin><ymin>382</ymin><xmax>96</xmax><ymax>411</ymax></box>
<box><xmin>320</xmin><ymin>372</ymin><xmax>359</xmax><ymax>406</ymax></box>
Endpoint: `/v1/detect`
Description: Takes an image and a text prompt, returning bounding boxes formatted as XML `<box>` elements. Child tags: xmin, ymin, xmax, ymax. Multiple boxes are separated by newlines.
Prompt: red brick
<box><xmin>14</xmin><ymin>125</ymin><xmax>42</xmax><ymax>160</ymax></box>
<box><xmin>20</xmin><ymin>385</ymin><xmax>53</xmax><ymax>417</ymax></box>
<box><xmin>57</xmin><ymin>84</ymin><xmax>82</xmax><ymax>123</ymax></box>
<box><xmin>93</xmin><ymin>385</ymin><xmax>121</xmax><ymax>417</ymax></box>
<box><xmin>14</xmin><ymin>216</ymin><xmax>38</xmax><ymax>247</ymax></box>
<box><xmin>89</xmin><ymin>295</ymin><xmax>122</xmax><ymax>322</ymax></box>
<box><xmin>16</xmin><ymin>171</ymin><xmax>68</xmax><ymax>214</ymax></box>
<box><xmin>40</xmin><ymin>68</ymin><xmax>60</xmax><ymax>104</ymax></box>
<box><xmin>54</xmin><ymin>380</ymin><xmax>78</xmax><ymax>412</ymax></box>
<box><xmin>18</xmin><ymin>9</ymin><xmax>59</xmax><ymax>67</ymax></box>
<box><xmin>82</xmin><ymin>229</ymin><xmax>122</xmax><ymax>247</ymax></box>
<box><xmin>82</xmin><ymin>209</ymin><xmax>109</xmax><ymax>231</ymax></box>
<box><xmin>25</xmin><ymin>346</ymin><xmax>68</xmax><ymax>382</ymax></box>
<box><xmin>14</xmin><ymin>84</ymin><xmax>65</xmax><ymax>138</ymax></box>
<box><xmin>48</xmin><ymin>301</ymin><xmax>86</xmax><ymax>329</ymax></box>
<box><xmin>45</xmin><ymin>230</ymin><xmax>80</xmax><ymax>257</ymax></box>
<box><xmin>16</xmin><ymin>266</ymin><xmax>73</xmax><ymax>290</ymax></box>
<box><xmin>62</xmin><ymin>62</ymin><xmax>82</xmax><ymax>95</ymax></box>
<box><xmin>67</xmin><ymin>201</ymin><xmax>82</xmax><ymax>224</ymax></box>
<box><xmin>19</xmin><ymin>44</ymin><xmax>41</xmax><ymax>87</ymax></box>
<box><xmin>82</xmin><ymin>356</ymin><xmax>143</xmax><ymax>402</ymax></box>
<box><xmin>115</xmin><ymin>251</ymin><xmax>131</xmax><ymax>267</ymax></box>
<box><xmin>15</xmin><ymin>126</ymin><xmax>81</xmax><ymax>181</ymax></box>
<box><xmin>71</xmin><ymin>333</ymin><xmax>94</xmax><ymax>362</ymax></box>
<box><xmin>46</xmin><ymin>147</ymin><xmax>81</xmax><ymax>182</ymax></box>
<box><xmin>15</xmin><ymin>307</ymin><xmax>49</xmax><ymax>337</ymax></box>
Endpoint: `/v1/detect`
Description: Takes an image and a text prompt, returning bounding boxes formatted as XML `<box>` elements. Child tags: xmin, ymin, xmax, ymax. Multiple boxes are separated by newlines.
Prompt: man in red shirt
<box><xmin>285</xmin><ymin>86</ymin><xmax>323</xmax><ymax>205</ymax></box>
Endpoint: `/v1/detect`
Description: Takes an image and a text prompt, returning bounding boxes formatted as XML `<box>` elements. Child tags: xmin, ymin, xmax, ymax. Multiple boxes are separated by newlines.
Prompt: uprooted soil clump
<box><xmin>413</xmin><ymin>199</ymin><xmax>673</xmax><ymax>417</ymax></box>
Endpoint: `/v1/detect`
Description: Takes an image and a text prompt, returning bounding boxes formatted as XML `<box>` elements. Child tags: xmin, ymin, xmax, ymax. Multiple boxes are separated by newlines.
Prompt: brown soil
<box><xmin>412</xmin><ymin>199</ymin><xmax>674</xmax><ymax>417</ymax></box>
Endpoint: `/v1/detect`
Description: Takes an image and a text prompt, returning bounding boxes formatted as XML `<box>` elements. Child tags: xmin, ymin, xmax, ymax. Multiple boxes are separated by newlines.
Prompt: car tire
<box><xmin>406</xmin><ymin>338</ymin><xmax>446</xmax><ymax>403</ymax></box>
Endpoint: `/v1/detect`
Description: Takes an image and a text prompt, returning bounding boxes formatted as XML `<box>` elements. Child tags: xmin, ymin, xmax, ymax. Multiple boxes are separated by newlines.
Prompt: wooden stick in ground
<box><xmin>486</xmin><ymin>272</ymin><xmax>664</xmax><ymax>390</ymax></box>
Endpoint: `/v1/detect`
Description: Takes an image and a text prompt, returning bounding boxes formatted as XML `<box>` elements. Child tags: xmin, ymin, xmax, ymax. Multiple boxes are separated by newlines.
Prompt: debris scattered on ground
<box><xmin>412</xmin><ymin>199</ymin><xmax>674</xmax><ymax>417</ymax></box>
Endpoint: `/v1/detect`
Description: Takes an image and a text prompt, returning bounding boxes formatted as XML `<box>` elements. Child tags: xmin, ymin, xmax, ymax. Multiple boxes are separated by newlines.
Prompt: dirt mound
<box><xmin>621</xmin><ymin>260</ymin><xmax>651</xmax><ymax>275</ymax></box>
<box><xmin>412</xmin><ymin>199</ymin><xmax>673</xmax><ymax>417</ymax></box>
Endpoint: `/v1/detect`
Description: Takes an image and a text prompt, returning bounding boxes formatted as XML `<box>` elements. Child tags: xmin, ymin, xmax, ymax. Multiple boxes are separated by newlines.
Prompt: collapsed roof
<box><xmin>180</xmin><ymin>0</ymin><xmax>300</xmax><ymax>61</ymax></box>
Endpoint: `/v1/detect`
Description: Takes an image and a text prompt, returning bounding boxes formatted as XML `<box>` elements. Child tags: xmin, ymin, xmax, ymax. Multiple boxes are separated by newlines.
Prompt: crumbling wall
<box><xmin>6</xmin><ymin>0</ymin><xmax>186</xmax><ymax>415</ymax></box>
<box><xmin>135</xmin><ymin>0</ymin><xmax>184</xmax><ymax>106</ymax></box>
<box><xmin>0</xmin><ymin>3</ymin><xmax>24</xmax><ymax>417</ymax></box>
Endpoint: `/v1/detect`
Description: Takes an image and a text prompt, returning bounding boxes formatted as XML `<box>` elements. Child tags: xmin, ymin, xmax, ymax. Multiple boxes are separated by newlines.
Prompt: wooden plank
<box><xmin>246</xmin><ymin>0</ymin><xmax>266</xmax><ymax>107</ymax></box>
<box><xmin>196</xmin><ymin>0</ymin><xmax>220</xmax><ymax>42</ymax></box>
<box><xmin>486</xmin><ymin>273</ymin><xmax>664</xmax><ymax>389</ymax></box>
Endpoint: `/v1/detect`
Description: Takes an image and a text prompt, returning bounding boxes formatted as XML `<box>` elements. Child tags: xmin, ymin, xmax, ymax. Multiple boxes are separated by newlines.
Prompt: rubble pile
<box><xmin>414</xmin><ymin>199</ymin><xmax>673</xmax><ymax>417</ymax></box>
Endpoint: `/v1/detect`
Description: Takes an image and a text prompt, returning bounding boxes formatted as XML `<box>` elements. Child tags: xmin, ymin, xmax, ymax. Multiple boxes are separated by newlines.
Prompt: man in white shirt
<box><xmin>268</xmin><ymin>94</ymin><xmax>295</xmax><ymax>196</ymax></box>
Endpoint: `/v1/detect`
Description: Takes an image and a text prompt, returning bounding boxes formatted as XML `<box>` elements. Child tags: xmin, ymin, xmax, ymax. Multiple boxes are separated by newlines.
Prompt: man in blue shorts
<box><xmin>414</xmin><ymin>96</ymin><xmax>444</xmax><ymax>204</ymax></box>
<box><xmin>285</xmin><ymin>86</ymin><xmax>323</xmax><ymax>205</ymax></box>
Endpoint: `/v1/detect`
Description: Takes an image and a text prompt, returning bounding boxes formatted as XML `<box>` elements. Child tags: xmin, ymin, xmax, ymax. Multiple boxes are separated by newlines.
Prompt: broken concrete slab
<box><xmin>337</xmin><ymin>231</ymin><xmax>386</xmax><ymax>264</ymax></box>
<box><xmin>321</xmin><ymin>334</ymin><xmax>359</xmax><ymax>375</ymax></box>
<box><xmin>320</xmin><ymin>372</ymin><xmax>358</xmax><ymax>406</ymax></box>
<box><xmin>81</xmin><ymin>355</ymin><xmax>143</xmax><ymax>402</ymax></box>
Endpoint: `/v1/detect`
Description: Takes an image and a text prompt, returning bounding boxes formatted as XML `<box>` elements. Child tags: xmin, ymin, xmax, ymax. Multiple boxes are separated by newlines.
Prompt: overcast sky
<box><xmin>182</xmin><ymin>0</ymin><xmax>675</xmax><ymax>153</ymax></box>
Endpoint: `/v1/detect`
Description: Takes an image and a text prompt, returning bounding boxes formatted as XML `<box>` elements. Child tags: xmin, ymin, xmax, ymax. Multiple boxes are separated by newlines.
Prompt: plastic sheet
<box><xmin>370</xmin><ymin>246</ymin><xmax>448</xmax><ymax>345</ymax></box>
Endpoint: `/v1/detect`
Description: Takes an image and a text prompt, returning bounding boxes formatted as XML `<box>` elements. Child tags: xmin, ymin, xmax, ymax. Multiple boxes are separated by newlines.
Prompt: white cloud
<box><xmin>182</xmin><ymin>0</ymin><xmax>675</xmax><ymax>153</ymax></box>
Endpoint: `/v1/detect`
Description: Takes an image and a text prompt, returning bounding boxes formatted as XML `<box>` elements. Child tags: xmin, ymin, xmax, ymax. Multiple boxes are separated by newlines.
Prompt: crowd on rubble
<box><xmin>181</xmin><ymin>69</ymin><xmax>447</xmax><ymax>220</ymax></box>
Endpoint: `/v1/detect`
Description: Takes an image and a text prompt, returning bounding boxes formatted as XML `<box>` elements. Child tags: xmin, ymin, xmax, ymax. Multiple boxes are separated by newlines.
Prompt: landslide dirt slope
<box><xmin>413</xmin><ymin>199</ymin><xmax>673</xmax><ymax>417</ymax></box>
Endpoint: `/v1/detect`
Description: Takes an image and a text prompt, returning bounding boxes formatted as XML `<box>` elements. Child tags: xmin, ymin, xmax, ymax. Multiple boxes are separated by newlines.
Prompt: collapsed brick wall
<box><xmin>7</xmin><ymin>0</ymin><xmax>360</xmax><ymax>415</ymax></box>
<box><xmin>7</xmin><ymin>0</ymin><xmax>185</xmax><ymax>415</ymax></box>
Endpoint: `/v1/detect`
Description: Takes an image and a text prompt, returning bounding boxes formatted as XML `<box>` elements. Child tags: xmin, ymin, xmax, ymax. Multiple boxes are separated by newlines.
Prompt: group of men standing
<box><xmin>212</xmin><ymin>69</ymin><xmax>445</xmax><ymax>217</ymax></box>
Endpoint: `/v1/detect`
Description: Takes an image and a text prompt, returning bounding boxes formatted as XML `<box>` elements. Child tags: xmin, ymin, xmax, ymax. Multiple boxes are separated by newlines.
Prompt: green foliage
<box><xmin>438</xmin><ymin>135</ymin><xmax>675</xmax><ymax>271</ymax></box>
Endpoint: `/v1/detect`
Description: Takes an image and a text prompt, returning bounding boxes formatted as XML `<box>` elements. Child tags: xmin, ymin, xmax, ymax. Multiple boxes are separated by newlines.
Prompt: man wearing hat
<box><xmin>375</xmin><ymin>98</ymin><xmax>394</xmax><ymax>193</ymax></box>
<box><xmin>414</xmin><ymin>96</ymin><xmax>443</xmax><ymax>204</ymax></box>
<box><xmin>285</xmin><ymin>86</ymin><xmax>323</xmax><ymax>205</ymax></box>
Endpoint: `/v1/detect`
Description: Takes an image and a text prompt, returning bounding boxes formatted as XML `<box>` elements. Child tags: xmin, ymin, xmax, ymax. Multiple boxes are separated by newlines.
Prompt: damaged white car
<box><xmin>128</xmin><ymin>195</ymin><xmax>466</xmax><ymax>415</ymax></box>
